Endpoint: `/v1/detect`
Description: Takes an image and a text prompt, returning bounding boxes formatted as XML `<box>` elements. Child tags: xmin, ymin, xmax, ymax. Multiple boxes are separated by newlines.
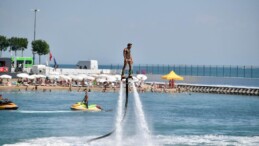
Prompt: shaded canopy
<box><xmin>161</xmin><ymin>71</ymin><xmax>184</xmax><ymax>80</ymax></box>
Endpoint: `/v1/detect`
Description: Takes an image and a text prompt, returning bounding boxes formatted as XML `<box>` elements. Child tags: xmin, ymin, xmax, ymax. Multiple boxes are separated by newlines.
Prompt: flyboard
<box><xmin>87</xmin><ymin>76</ymin><xmax>132</xmax><ymax>143</ymax></box>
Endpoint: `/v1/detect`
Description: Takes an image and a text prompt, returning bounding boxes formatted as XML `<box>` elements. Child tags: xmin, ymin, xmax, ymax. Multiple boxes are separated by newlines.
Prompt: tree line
<box><xmin>0</xmin><ymin>35</ymin><xmax>50</xmax><ymax>64</ymax></box>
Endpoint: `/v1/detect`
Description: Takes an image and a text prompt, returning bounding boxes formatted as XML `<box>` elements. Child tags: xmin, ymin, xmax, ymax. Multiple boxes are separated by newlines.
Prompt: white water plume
<box><xmin>132</xmin><ymin>82</ymin><xmax>153</xmax><ymax>146</ymax></box>
<box><xmin>114</xmin><ymin>82</ymin><xmax>124</xmax><ymax>146</ymax></box>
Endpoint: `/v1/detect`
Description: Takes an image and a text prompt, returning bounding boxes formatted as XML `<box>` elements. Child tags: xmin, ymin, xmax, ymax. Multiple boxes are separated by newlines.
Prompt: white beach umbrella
<box><xmin>49</xmin><ymin>72</ymin><xmax>60</xmax><ymax>75</ymax></box>
<box><xmin>30</xmin><ymin>74</ymin><xmax>46</xmax><ymax>78</ymax></box>
<box><xmin>76</xmin><ymin>76</ymin><xmax>84</xmax><ymax>81</ymax></box>
<box><xmin>132</xmin><ymin>76</ymin><xmax>139</xmax><ymax>82</ymax></box>
<box><xmin>48</xmin><ymin>74</ymin><xmax>60</xmax><ymax>80</ymax></box>
<box><xmin>98</xmin><ymin>74</ymin><xmax>110</xmax><ymax>79</ymax></box>
<box><xmin>36</xmin><ymin>74</ymin><xmax>46</xmax><ymax>78</ymax></box>
<box><xmin>89</xmin><ymin>74</ymin><xmax>99</xmax><ymax>78</ymax></box>
<box><xmin>27</xmin><ymin>75</ymin><xmax>36</xmax><ymax>80</ymax></box>
<box><xmin>68</xmin><ymin>74</ymin><xmax>77</xmax><ymax>80</ymax></box>
<box><xmin>78</xmin><ymin>74</ymin><xmax>88</xmax><ymax>78</ymax></box>
<box><xmin>137</xmin><ymin>74</ymin><xmax>147</xmax><ymax>81</ymax></box>
<box><xmin>17</xmin><ymin>73</ymin><xmax>29</xmax><ymax>78</ymax></box>
<box><xmin>60</xmin><ymin>75</ymin><xmax>72</xmax><ymax>81</ymax></box>
<box><xmin>106</xmin><ymin>76</ymin><xmax>116</xmax><ymax>82</ymax></box>
<box><xmin>30</xmin><ymin>75</ymin><xmax>37</xmax><ymax>78</ymax></box>
<box><xmin>114</xmin><ymin>75</ymin><xmax>121</xmax><ymax>81</ymax></box>
<box><xmin>0</xmin><ymin>74</ymin><xmax>12</xmax><ymax>79</ymax></box>
<box><xmin>84</xmin><ymin>76</ymin><xmax>95</xmax><ymax>81</ymax></box>
<box><xmin>96</xmin><ymin>78</ymin><xmax>106</xmax><ymax>83</ymax></box>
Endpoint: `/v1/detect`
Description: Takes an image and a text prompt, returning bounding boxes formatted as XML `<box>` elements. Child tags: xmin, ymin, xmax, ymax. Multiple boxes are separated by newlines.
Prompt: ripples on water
<box><xmin>1</xmin><ymin>91</ymin><xmax>259</xmax><ymax>146</ymax></box>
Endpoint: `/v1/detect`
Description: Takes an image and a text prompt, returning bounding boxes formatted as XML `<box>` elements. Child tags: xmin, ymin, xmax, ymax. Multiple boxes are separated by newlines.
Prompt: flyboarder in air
<box><xmin>121</xmin><ymin>43</ymin><xmax>133</xmax><ymax>79</ymax></box>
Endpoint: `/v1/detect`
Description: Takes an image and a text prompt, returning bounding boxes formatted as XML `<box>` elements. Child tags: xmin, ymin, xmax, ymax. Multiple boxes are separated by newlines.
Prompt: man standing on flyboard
<box><xmin>121</xmin><ymin>43</ymin><xmax>133</xmax><ymax>79</ymax></box>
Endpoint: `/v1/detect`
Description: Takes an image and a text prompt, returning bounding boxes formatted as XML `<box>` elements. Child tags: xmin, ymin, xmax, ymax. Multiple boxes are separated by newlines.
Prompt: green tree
<box><xmin>32</xmin><ymin>40</ymin><xmax>50</xmax><ymax>64</ymax></box>
<box><xmin>19</xmin><ymin>38</ymin><xmax>28</xmax><ymax>56</ymax></box>
<box><xmin>0</xmin><ymin>35</ymin><xmax>9</xmax><ymax>57</ymax></box>
<box><xmin>9</xmin><ymin>37</ymin><xmax>19</xmax><ymax>56</ymax></box>
<box><xmin>8</xmin><ymin>37</ymin><xmax>28</xmax><ymax>56</ymax></box>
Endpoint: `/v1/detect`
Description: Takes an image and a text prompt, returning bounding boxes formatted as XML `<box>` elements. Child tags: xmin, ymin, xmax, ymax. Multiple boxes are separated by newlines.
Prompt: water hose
<box><xmin>87</xmin><ymin>78</ymin><xmax>129</xmax><ymax>143</ymax></box>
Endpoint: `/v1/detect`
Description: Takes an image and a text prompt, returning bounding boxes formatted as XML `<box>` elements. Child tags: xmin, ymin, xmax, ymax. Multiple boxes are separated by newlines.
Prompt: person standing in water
<box><xmin>83</xmin><ymin>91</ymin><xmax>89</xmax><ymax>109</ymax></box>
<box><xmin>121</xmin><ymin>43</ymin><xmax>133</xmax><ymax>79</ymax></box>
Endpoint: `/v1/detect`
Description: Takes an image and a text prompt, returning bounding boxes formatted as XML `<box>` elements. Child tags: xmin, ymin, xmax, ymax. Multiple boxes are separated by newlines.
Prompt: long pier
<box><xmin>177</xmin><ymin>84</ymin><xmax>259</xmax><ymax>96</ymax></box>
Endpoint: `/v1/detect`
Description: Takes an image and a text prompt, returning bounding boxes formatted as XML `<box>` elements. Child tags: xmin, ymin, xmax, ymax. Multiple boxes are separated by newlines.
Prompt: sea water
<box><xmin>1</xmin><ymin>91</ymin><xmax>259</xmax><ymax>145</ymax></box>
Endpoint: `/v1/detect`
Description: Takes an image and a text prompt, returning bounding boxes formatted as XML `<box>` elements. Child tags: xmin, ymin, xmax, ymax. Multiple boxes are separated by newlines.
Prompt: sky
<box><xmin>0</xmin><ymin>0</ymin><xmax>259</xmax><ymax>66</ymax></box>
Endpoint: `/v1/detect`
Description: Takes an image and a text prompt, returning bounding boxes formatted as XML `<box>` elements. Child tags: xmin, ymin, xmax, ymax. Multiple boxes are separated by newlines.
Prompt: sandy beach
<box><xmin>0</xmin><ymin>78</ymin><xmax>179</xmax><ymax>93</ymax></box>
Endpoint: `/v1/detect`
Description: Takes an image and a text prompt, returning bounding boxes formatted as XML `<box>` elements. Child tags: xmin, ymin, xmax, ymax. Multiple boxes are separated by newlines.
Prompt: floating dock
<box><xmin>177</xmin><ymin>84</ymin><xmax>259</xmax><ymax>96</ymax></box>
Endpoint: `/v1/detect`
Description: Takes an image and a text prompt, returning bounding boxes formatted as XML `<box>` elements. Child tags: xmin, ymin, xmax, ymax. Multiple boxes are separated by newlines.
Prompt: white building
<box><xmin>76</xmin><ymin>60</ymin><xmax>98</xmax><ymax>70</ymax></box>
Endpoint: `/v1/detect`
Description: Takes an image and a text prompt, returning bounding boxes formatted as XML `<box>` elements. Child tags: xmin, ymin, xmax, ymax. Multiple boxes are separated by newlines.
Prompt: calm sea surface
<box><xmin>1</xmin><ymin>91</ymin><xmax>259</xmax><ymax>146</ymax></box>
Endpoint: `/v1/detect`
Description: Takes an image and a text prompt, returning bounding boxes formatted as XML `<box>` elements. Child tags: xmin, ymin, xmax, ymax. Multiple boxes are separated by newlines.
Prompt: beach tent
<box><xmin>161</xmin><ymin>71</ymin><xmax>184</xmax><ymax>80</ymax></box>
<box><xmin>161</xmin><ymin>71</ymin><xmax>184</xmax><ymax>88</ymax></box>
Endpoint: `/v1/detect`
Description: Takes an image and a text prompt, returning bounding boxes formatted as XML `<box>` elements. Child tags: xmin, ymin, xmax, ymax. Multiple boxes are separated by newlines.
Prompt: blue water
<box><xmin>1</xmin><ymin>91</ymin><xmax>259</xmax><ymax>146</ymax></box>
<box><xmin>55</xmin><ymin>64</ymin><xmax>259</xmax><ymax>78</ymax></box>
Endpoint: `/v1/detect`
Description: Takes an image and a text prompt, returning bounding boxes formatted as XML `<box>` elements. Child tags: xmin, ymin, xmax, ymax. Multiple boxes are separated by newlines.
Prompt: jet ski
<box><xmin>71</xmin><ymin>102</ymin><xmax>102</xmax><ymax>112</ymax></box>
<box><xmin>0</xmin><ymin>100</ymin><xmax>19</xmax><ymax>110</ymax></box>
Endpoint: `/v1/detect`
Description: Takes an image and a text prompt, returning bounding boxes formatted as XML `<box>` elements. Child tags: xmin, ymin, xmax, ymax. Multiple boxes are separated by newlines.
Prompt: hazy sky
<box><xmin>0</xmin><ymin>0</ymin><xmax>258</xmax><ymax>66</ymax></box>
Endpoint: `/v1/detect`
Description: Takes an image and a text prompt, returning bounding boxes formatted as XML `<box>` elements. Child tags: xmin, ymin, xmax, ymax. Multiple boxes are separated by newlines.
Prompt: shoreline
<box><xmin>1</xmin><ymin>84</ymin><xmax>259</xmax><ymax>96</ymax></box>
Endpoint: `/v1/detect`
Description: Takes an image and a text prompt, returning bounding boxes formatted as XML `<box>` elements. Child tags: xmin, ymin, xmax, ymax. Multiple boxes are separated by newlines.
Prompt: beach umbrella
<box><xmin>27</xmin><ymin>75</ymin><xmax>36</xmax><ymax>80</ymax></box>
<box><xmin>30</xmin><ymin>75</ymin><xmax>37</xmax><ymax>79</ymax></box>
<box><xmin>0</xmin><ymin>74</ymin><xmax>12</xmax><ymax>79</ymax></box>
<box><xmin>49</xmin><ymin>72</ymin><xmax>60</xmax><ymax>75</ymax></box>
<box><xmin>84</xmin><ymin>76</ymin><xmax>95</xmax><ymax>81</ymax></box>
<box><xmin>60</xmin><ymin>75</ymin><xmax>72</xmax><ymax>81</ymax></box>
<box><xmin>68</xmin><ymin>74</ymin><xmax>77</xmax><ymax>80</ymax></box>
<box><xmin>161</xmin><ymin>71</ymin><xmax>184</xmax><ymax>88</ymax></box>
<box><xmin>137</xmin><ymin>74</ymin><xmax>147</xmax><ymax>81</ymax></box>
<box><xmin>132</xmin><ymin>76</ymin><xmax>139</xmax><ymax>82</ymax></box>
<box><xmin>89</xmin><ymin>74</ymin><xmax>99</xmax><ymax>78</ymax></box>
<box><xmin>106</xmin><ymin>76</ymin><xmax>116</xmax><ymax>82</ymax></box>
<box><xmin>78</xmin><ymin>74</ymin><xmax>88</xmax><ymax>78</ymax></box>
<box><xmin>30</xmin><ymin>74</ymin><xmax>46</xmax><ymax>78</ymax></box>
<box><xmin>96</xmin><ymin>78</ymin><xmax>106</xmax><ymax>83</ymax></box>
<box><xmin>17</xmin><ymin>73</ymin><xmax>29</xmax><ymax>78</ymax></box>
<box><xmin>161</xmin><ymin>71</ymin><xmax>184</xmax><ymax>80</ymax></box>
<box><xmin>48</xmin><ymin>74</ymin><xmax>60</xmax><ymax>80</ymax></box>
<box><xmin>70</xmin><ymin>75</ymin><xmax>84</xmax><ymax>81</ymax></box>
<box><xmin>114</xmin><ymin>75</ymin><xmax>121</xmax><ymax>81</ymax></box>
<box><xmin>36</xmin><ymin>75</ymin><xmax>46</xmax><ymax>78</ymax></box>
<box><xmin>98</xmin><ymin>74</ymin><xmax>110</xmax><ymax>79</ymax></box>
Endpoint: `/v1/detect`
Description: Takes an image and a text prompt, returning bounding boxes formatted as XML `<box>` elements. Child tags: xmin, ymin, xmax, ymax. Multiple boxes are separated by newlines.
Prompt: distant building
<box><xmin>76</xmin><ymin>60</ymin><xmax>98</xmax><ymax>70</ymax></box>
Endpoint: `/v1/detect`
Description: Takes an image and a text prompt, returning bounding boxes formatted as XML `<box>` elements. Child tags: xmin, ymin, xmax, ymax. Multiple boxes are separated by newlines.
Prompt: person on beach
<box><xmin>121</xmin><ymin>43</ymin><xmax>133</xmax><ymax>79</ymax></box>
<box><xmin>83</xmin><ymin>91</ymin><xmax>89</xmax><ymax>109</ymax></box>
